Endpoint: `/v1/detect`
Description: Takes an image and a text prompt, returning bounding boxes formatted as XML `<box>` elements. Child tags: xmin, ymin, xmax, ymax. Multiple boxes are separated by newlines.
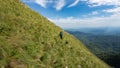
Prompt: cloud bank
<box><xmin>49</xmin><ymin>13</ymin><xmax>120</xmax><ymax>28</ymax></box>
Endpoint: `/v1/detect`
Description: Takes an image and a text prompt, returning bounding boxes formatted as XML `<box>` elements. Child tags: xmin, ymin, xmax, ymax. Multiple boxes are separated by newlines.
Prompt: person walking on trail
<box><xmin>59</xmin><ymin>31</ymin><xmax>63</xmax><ymax>39</ymax></box>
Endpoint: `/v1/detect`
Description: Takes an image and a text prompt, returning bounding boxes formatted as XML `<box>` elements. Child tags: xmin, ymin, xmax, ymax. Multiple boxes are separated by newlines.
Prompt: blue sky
<box><xmin>22</xmin><ymin>0</ymin><xmax>120</xmax><ymax>29</ymax></box>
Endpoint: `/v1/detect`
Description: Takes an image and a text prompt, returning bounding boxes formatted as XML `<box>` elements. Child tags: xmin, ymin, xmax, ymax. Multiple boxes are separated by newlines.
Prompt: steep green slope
<box><xmin>0</xmin><ymin>0</ymin><xmax>110</xmax><ymax>68</ymax></box>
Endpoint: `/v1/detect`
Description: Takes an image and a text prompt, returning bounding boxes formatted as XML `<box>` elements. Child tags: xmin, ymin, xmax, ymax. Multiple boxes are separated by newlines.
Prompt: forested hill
<box><xmin>66</xmin><ymin>30</ymin><xmax>120</xmax><ymax>68</ymax></box>
<box><xmin>0</xmin><ymin>0</ymin><xmax>110</xmax><ymax>68</ymax></box>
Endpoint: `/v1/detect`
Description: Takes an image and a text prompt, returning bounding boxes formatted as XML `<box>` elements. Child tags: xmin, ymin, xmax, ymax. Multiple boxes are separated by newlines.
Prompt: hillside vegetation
<box><xmin>0</xmin><ymin>0</ymin><xmax>110</xmax><ymax>68</ymax></box>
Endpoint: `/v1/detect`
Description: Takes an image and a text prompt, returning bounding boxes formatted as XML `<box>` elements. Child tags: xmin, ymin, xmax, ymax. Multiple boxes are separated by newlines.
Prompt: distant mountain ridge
<box><xmin>0</xmin><ymin>0</ymin><xmax>110</xmax><ymax>68</ymax></box>
<box><xmin>66</xmin><ymin>27</ymin><xmax>120</xmax><ymax>35</ymax></box>
<box><xmin>66</xmin><ymin>29</ymin><xmax>120</xmax><ymax>68</ymax></box>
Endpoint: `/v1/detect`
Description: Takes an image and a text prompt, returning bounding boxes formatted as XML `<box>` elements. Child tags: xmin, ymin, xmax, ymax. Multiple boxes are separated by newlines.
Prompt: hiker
<box><xmin>59</xmin><ymin>31</ymin><xmax>63</xmax><ymax>39</ymax></box>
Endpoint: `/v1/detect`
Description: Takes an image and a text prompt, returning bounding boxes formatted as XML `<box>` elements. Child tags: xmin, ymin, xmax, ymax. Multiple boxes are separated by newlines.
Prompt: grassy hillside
<box><xmin>0</xmin><ymin>0</ymin><xmax>110</xmax><ymax>68</ymax></box>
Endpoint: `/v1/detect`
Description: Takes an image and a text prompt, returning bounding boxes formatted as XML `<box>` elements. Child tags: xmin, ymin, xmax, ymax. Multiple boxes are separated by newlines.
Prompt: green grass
<box><xmin>0</xmin><ymin>0</ymin><xmax>111</xmax><ymax>68</ymax></box>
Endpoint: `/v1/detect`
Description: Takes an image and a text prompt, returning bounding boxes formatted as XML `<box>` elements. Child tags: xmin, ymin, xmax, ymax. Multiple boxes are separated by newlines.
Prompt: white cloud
<box><xmin>23</xmin><ymin>0</ymin><xmax>120</xmax><ymax>11</ymax></box>
<box><xmin>49</xmin><ymin>13</ymin><xmax>120</xmax><ymax>29</ymax></box>
<box><xmin>103</xmin><ymin>7</ymin><xmax>120</xmax><ymax>13</ymax></box>
<box><xmin>28</xmin><ymin>0</ymin><xmax>66</xmax><ymax>10</ymax></box>
<box><xmin>91</xmin><ymin>11</ymin><xmax>99</xmax><ymax>15</ymax></box>
<box><xmin>35</xmin><ymin>0</ymin><xmax>48</xmax><ymax>8</ymax></box>
<box><xmin>54</xmin><ymin>0</ymin><xmax>66</xmax><ymax>10</ymax></box>
<box><xmin>68</xmin><ymin>0</ymin><xmax>80</xmax><ymax>7</ymax></box>
<box><xmin>88</xmin><ymin>0</ymin><xmax>120</xmax><ymax>7</ymax></box>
